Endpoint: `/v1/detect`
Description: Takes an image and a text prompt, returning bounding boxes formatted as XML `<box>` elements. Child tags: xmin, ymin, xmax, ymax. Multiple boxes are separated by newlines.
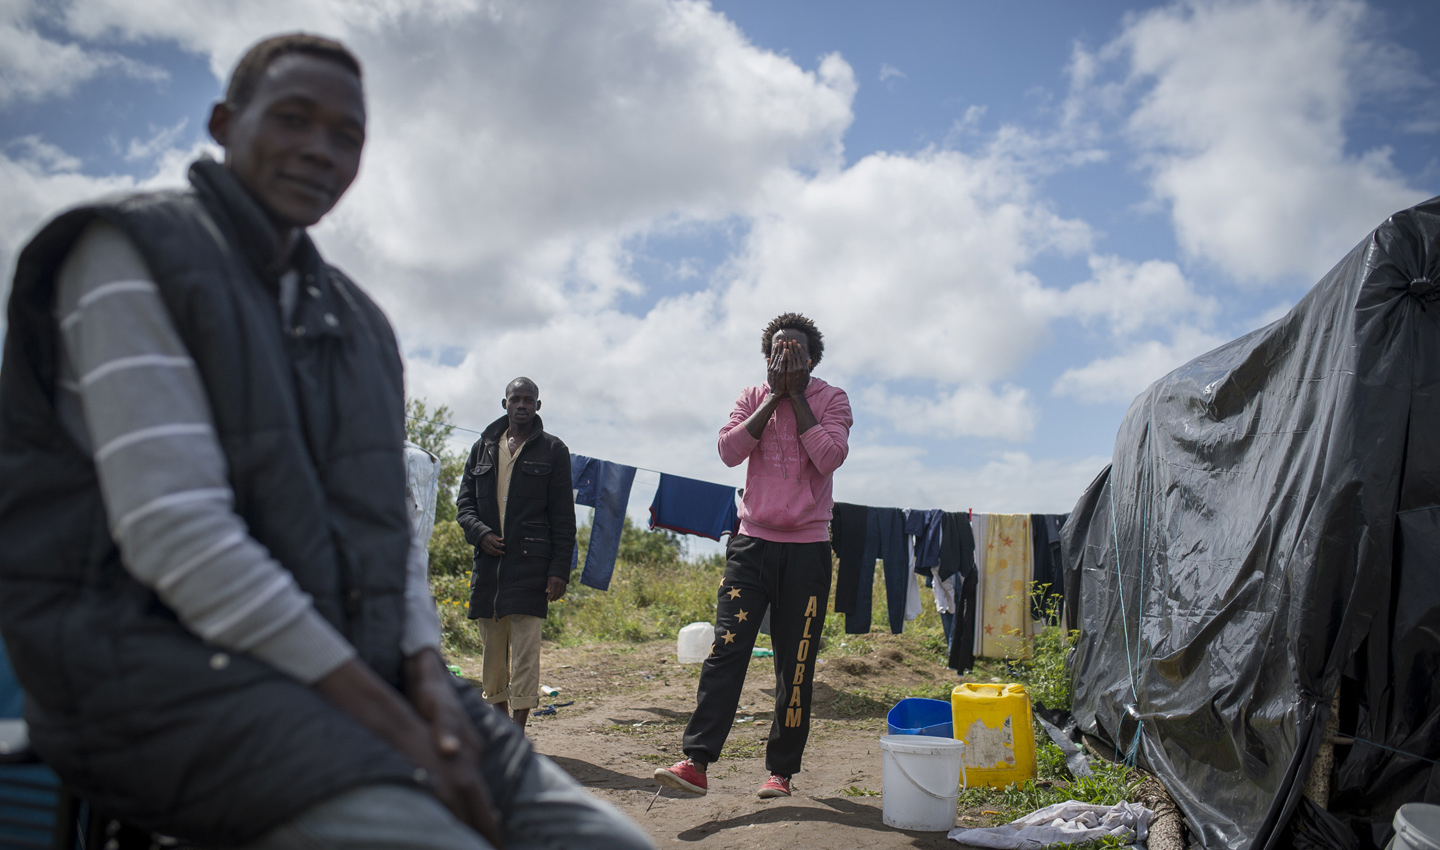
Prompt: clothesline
<box><xmin>411</xmin><ymin>414</ymin><xmax>1013</xmax><ymax>527</ymax></box>
<box><xmin>408</xmin><ymin>413</ymin><xmax>983</xmax><ymax>514</ymax></box>
<box><xmin>405</xmin><ymin>413</ymin><xmax>672</xmax><ymax>477</ymax></box>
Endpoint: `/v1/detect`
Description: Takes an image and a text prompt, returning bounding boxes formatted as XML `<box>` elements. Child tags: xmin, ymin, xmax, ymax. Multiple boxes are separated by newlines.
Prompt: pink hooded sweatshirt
<box><xmin>717</xmin><ymin>377</ymin><xmax>853</xmax><ymax>544</ymax></box>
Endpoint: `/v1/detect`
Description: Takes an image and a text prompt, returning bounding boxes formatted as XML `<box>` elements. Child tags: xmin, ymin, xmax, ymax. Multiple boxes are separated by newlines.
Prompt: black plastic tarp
<box><xmin>1061</xmin><ymin>195</ymin><xmax>1440</xmax><ymax>850</ymax></box>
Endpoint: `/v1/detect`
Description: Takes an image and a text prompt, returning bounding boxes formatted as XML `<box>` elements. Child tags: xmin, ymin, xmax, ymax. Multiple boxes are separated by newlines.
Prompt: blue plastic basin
<box><xmin>886</xmin><ymin>697</ymin><xmax>954</xmax><ymax>738</ymax></box>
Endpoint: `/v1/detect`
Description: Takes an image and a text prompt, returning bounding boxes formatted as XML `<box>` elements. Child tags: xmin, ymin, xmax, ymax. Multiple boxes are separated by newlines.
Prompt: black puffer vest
<box><xmin>0</xmin><ymin>159</ymin><xmax>419</xmax><ymax>845</ymax></box>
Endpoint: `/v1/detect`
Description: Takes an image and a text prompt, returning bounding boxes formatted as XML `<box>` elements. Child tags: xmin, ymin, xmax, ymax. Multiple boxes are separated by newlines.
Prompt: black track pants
<box><xmin>682</xmin><ymin>534</ymin><xmax>832</xmax><ymax>777</ymax></box>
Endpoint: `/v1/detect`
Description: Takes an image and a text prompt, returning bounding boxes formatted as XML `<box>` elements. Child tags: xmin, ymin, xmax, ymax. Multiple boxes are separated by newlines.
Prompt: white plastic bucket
<box><xmin>676</xmin><ymin>622</ymin><xmax>714</xmax><ymax>664</ymax></box>
<box><xmin>1387</xmin><ymin>803</ymin><xmax>1440</xmax><ymax>850</ymax></box>
<box><xmin>879</xmin><ymin>734</ymin><xmax>966</xmax><ymax>831</ymax></box>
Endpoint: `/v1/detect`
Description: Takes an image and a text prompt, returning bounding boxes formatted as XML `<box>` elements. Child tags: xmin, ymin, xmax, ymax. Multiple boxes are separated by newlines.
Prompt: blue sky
<box><xmin>2</xmin><ymin>0</ymin><xmax>1437</xmax><ymax>530</ymax></box>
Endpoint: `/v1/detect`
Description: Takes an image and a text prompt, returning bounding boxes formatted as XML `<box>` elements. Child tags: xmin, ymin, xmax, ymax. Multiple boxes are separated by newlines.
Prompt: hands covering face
<box><xmin>766</xmin><ymin>338</ymin><xmax>811</xmax><ymax>398</ymax></box>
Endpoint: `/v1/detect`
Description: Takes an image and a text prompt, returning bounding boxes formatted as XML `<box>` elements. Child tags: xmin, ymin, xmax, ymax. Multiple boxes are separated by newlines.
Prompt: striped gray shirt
<box><xmin>53</xmin><ymin>220</ymin><xmax>440</xmax><ymax>684</ymax></box>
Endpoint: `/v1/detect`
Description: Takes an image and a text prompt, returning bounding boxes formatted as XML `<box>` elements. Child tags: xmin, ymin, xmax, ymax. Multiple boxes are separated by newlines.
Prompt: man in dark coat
<box><xmin>457</xmin><ymin>377</ymin><xmax>577</xmax><ymax>730</ymax></box>
<box><xmin>0</xmin><ymin>32</ymin><xmax>649</xmax><ymax>850</ymax></box>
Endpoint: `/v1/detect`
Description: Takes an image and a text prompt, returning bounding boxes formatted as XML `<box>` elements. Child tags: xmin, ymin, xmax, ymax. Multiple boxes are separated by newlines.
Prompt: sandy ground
<box><xmin>453</xmin><ymin>635</ymin><xmax>996</xmax><ymax>850</ymax></box>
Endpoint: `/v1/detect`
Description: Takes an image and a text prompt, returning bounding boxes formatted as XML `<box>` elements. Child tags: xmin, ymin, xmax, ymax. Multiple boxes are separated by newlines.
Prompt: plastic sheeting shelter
<box><xmin>1062</xmin><ymin>195</ymin><xmax>1440</xmax><ymax>850</ymax></box>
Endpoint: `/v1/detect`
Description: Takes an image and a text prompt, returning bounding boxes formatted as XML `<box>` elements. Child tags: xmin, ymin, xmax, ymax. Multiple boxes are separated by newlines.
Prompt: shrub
<box><xmin>431</xmin><ymin>573</ymin><xmax>483</xmax><ymax>656</ymax></box>
<box><xmin>1005</xmin><ymin>582</ymin><xmax>1078</xmax><ymax>710</ymax></box>
<box><xmin>428</xmin><ymin>519</ymin><xmax>471</xmax><ymax>577</ymax></box>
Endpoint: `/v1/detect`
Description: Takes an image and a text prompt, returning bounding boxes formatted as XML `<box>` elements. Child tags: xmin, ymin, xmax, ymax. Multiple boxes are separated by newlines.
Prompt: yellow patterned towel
<box><xmin>981</xmin><ymin>513</ymin><xmax>1033</xmax><ymax>659</ymax></box>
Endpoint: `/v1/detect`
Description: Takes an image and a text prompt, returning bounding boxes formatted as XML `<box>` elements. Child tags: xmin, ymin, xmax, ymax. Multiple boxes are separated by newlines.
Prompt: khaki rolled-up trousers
<box><xmin>476</xmin><ymin>613</ymin><xmax>542</xmax><ymax>710</ymax></box>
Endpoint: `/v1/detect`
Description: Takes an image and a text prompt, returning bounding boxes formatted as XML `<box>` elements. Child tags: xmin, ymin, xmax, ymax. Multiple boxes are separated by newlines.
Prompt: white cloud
<box><xmin>0</xmin><ymin>137</ymin><xmax>202</xmax><ymax>333</ymax></box>
<box><xmin>1051</xmin><ymin>324</ymin><xmax>1227</xmax><ymax>405</ymax></box>
<box><xmin>124</xmin><ymin>119</ymin><xmax>190</xmax><ymax>163</ymax></box>
<box><xmin>1090</xmin><ymin>0</ymin><xmax>1432</xmax><ymax>282</ymax></box>
<box><xmin>725</xmin><ymin>150</ymin><xmax>1092</xmax><ymax>386</ymax></box>
<box><xmin>403</xmin><ymin>291</ymin><xmax>754</xmax><ymax>486</ymax></box>
<box><xmin>860</xmin><ymin>382</ymin><xmax>1036</xmax><ymax>441</ymax></box>
<box><xmin>836</xmin><ymin>445</ymin><xmax>1108</xmax><ymax>515</ymax></box>
<box><xmin>0</xmin><ymin>2</ymin><xmax>164</xmax><ymax>105</ymax></box>
<box><xmin>391</xmin><ymin>137</ymin><xmax>1097</xmax><ymax>463</ymax></box>
<box><xmin>7</xmin><ymin>135</ymin><xmax>82</xmax><ymax>172</ymax></box>
<box><xmin>175</xmin><ymin>0</ymin><xmax>854</xmax><ymax>343</ymax></box>
<box><xmin>1052</xmin><ymin>254</ymin><xmax>1215</xmax><ymax>337</ymax></box>
<box><xmin>879</xmin><ymin>63</ymin><xmax>905</xmax><ymax>83</ymax></box>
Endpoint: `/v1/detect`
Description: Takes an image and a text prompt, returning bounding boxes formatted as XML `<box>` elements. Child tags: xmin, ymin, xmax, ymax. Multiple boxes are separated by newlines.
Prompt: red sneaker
<box><xmin>757</xmin><ymin>773</ymin><xmax>791</xmax><ymax>798</ymax></box>
<box><xmin>654</xmin><ymin>758</ymin><xmax>708</xmax><ymax>796</ymax></box>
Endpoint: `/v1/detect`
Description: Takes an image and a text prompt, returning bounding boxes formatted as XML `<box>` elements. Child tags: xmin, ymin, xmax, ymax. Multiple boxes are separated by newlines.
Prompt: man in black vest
<box><xmin>0</xmin><ymin>32</ymin><xmax>650</xmax><ymax>850</ymax></box>
<box><xmin>458</xmin><ymin>377</ymin><xmax>576</xmax><ymax>732</ymax></box>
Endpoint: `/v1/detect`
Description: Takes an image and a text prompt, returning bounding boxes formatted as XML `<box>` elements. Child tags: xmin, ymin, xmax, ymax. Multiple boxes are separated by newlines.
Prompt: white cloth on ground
<box><xmin>947</xmin><ymin>800</ymin><xmax>1154</xmax><ymax>849</ymax></box>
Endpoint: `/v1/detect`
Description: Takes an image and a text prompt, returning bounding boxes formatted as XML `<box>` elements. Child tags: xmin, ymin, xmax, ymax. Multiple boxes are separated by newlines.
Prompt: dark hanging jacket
<box><xmin>0</xmin><ymin>159</ymin><xmax>423</xmax><ymax>845</ymax></box>
<box><xmin>457</xmin><ymin>415</ymin><xmax>576</xmax><ymax>619</ymax></box>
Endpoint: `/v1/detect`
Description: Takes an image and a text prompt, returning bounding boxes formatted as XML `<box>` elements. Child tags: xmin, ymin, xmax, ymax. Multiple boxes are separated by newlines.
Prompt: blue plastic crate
<box><xmin>886</xmin><ymin>697</ymin><xmax>954</xmax><ymax>738</ymax></box>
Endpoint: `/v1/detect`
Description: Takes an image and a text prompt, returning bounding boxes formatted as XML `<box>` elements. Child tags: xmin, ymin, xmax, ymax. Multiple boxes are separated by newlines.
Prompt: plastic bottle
<box><xmin>676</xmin><ymin>622</ymin><xmax>714</xmax><ymax>664</ymax></box>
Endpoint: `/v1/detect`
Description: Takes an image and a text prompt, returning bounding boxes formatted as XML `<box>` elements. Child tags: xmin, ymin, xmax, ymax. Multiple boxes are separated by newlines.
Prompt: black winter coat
<box><xmin>457</xmin><ymin>414</ymin><xmax>576</xmax><ymax>619</ymax></box>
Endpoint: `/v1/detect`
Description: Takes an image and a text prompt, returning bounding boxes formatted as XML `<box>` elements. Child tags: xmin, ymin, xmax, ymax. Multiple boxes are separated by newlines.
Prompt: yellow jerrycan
<box><xmin>951</xmin><ymin>683</ymin><xmax>1037</xmax><ymax>788</ymax></box>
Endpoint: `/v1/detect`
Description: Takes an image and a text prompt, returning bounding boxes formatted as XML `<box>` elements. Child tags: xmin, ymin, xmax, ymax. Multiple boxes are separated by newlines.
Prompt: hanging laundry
<box><xmin>971</xmin><ymin>513</ymin><xmax>988</xmax><ymax>653</ymax></box>
<box><xmin>846</xmin><ymin>507</ymin><xmax>908</xmax><ymax>635</ymax></box>
<box><xmin>939</xmin><ymin>511</ymin><xmax>976</xmax><ymax>672</ymax></box>
<box><xmin>929</xmin><ymin>568</ymin><xmax>956</xmax><ymax>632</ymax></box>
<box><xmin>905</xmin><ymin>508</ymin><xmax>945</xmax><ymax>572</ymax></box>
<box><xmin>647</xmin><ymin>473</ymin><xmax>739</xmax><ymax>541</ymax></box>
<box><xmin>1029</xmin><ymin>513</ymin><xmax>1068</xmax><ymax>623</ymax></box>
<box><xmin>570</xmin><ymin>454</ymin><xmax>637</xmax><ymax>591</ymax></box>
<box><xmin>830</xmin><ymin>502</ymin><xmax>869</xmax><ymax>615</ymax></box>
<box><xmin>981</xmin><ymin>513</ymin><xmax>1033</xmax><ymax>659</ymax></box>
<box><xmin>905</xmin><ymin>559</ymin><xmax>922</xmax><ymax>623</ymax></box>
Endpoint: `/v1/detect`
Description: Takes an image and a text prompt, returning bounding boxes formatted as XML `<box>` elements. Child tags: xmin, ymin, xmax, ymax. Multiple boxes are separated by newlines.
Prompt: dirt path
<box><xmin>453</xmin><ymin>635</ymin><xmax>990</xmax><ymax>850</ymax></box>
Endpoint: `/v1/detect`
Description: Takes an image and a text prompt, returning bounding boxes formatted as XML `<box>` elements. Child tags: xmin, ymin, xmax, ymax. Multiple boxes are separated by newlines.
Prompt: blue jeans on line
<box><xmin>845</xmin><ymin>507</ymin><xmax>909</xmax><ymax>634</ymax></box>
<box><xmin>570</xmin><ymin>455</ymin><xmax>636</xmax><ymax>591</ymax></box>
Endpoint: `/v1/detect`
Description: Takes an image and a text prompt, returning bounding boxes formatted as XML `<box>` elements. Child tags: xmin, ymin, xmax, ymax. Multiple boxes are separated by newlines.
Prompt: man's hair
<box><xmin>224</xmin><ymin>33</ymin><xmax>362</xmax><ymax>109</ymax></box>
<box><xmin>761</xmin><ymin>313</ymin><xmax>824</xmax><ymax>366</ymax></box>
<box><xmin>507</xmin><ymin>377</ymin><xmax>539</xmax><ymax>397</ymax></box>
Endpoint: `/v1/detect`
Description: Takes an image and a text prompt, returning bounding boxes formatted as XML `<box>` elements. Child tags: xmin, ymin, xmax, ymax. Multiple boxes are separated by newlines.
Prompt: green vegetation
<box><xmin>1008</xmin><ymin>583</ymin><xmax>1077</xmax><ymax>711</ymax></box>
<box><xmin>841</xmin><ymin>785</ymin><xmax>881</xmax><ymax>797</ymax></box>
<box><xmin>430</xmin><ymin>572</ymin><xmax>482</xmax><ymax>655</ymax></box>
<box><xmin>427</xmin><ymin>517</ymin><xmax>471</xmax><ymax>577</ymax></box>
<box><xmin>541</xmin><ymin>518</ymin><xmax>723</xmax><ymax>645</ymax></box>
<box><xmin>403</xmin><ymin>399</ymin><xmax>472</xmax><ymax>577</ymax></box>
<box><xmin>957</xmin><ymin>760</ymin><xmax>1143</xmax><ymax>824</ymax></box>
<box><xmin>429</xmin><ymin>514</ymin><xmax>727</xmax><ymax>655</ymax></box>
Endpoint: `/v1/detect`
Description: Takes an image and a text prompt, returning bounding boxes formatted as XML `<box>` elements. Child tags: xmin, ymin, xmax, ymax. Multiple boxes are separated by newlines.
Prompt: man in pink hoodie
<box><xmin>654</xmin><ymin>312</ymin><xmax>852</xmax><ymax>800</ymax></box>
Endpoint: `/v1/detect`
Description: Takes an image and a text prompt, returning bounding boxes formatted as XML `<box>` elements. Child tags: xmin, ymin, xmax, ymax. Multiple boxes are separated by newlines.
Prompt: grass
<box><xmin>957</xmin><ymin>760</ymin><xmax>1143</xmax><ymax>824</ymax></box>
<box><xmin>841</xmin><ymin>785</ymin><xmax>881</xmax><ymax>797</ymax></box>
<box><xmin>541</xmin><ymin>553</ymin><xmax>726</xmax><ymax>646</ymax></box>
<box><xmin>432</xmin><ymin>534</ymin><xmax>949</xmax><ymax>655</ymax></box>
<box><xmin>431</xmin><ymin>573</ymin><xmax>482</xmax><ymax>655</ymax></box>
